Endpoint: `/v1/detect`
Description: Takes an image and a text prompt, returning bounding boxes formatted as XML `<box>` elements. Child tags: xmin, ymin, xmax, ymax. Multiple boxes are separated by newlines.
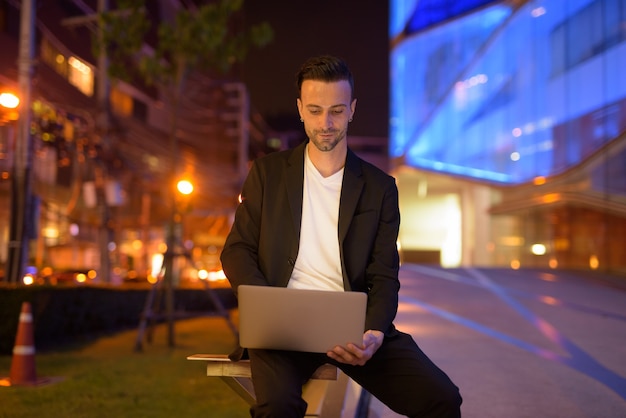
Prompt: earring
<box><xmin>349</xmin><ymin>118</ymin><xmax>353</xmax><ymax>122</ymax></box>
<box><xmin>300</xmin><ymin>118</ymin><xmax>304</xmax><ymax>122</ymax></box>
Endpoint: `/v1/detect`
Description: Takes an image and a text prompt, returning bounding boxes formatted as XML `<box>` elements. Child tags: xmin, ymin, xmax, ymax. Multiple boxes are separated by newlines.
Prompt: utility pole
<box><xmin>7</xmin><ymin>0</ymin><xmax>35</xmax><ymax>284</ymax></box>
<box><xmin>96</xmin><ymin>0</ymin><xmax>113</xmax><ymax>284</ymax></box>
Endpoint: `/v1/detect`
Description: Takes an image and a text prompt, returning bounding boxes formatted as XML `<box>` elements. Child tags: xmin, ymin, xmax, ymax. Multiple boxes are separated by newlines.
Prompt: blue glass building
<box><xmin>390</xmin><ymin>0</ymin><xmax>626</xmax><ymax>272</ymax></box>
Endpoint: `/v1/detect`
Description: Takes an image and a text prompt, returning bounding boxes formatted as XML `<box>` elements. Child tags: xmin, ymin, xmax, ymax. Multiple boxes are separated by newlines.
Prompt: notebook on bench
<box><xmin>237</xmin><ymin>285</ymin><xmax>367</xmax><ymax>353</ymax></box>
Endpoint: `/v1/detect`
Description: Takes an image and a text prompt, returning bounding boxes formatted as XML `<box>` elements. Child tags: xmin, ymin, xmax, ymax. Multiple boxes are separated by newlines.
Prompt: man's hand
<box><xmin>326</xmin><ymin>330</ymin><xmax>384</xmax><ymax>366</ymax></box>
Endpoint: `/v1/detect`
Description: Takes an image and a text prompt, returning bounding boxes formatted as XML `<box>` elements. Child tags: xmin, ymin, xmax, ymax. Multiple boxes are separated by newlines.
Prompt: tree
<box><xmin>99</xmin><ymin>0</ymin><xmax>272</xmax><ymax>84</ymax></box>
<box><xmin>94</xmin><ymin>0</ymin><xmax>272</xmax><ymax>348</ymax></box>
<box><xmin>96</xmin><ymin>0</ymin><xmax>272</xmax><ymax>158</ymax></box>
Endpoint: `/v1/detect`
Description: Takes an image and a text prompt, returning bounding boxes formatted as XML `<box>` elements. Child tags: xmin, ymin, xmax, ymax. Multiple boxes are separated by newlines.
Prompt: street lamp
<box><xmin>0</xmin><ymin>92</ymin><xmax>20</xmax><ymax>109</ymax></box>
<box><xmin>176</xmin><ymin>179</ymin><xmax>193</xmax><ymax>195</ymax></box>
<box><xmin>4</xmin><ymin>0</ymin><xmax>36</xmax><ymax>285</ymax></box>
<box><xmin>0</xmin><ymin>92</ymin><xmax>19</xmax><ymax>125</ymax></box>
<box><xmin>1</xmin><ymin>90</ymin><xmax>30</xmax><ymax>285</ymax></box>
<box><xmin>161</xmin><ymin>177</ymin><xmax>194</xmax><ymax>346</ymax></box>
<box><xmin>134</xmin><ymin>176</ymin><xmax>195</xmax><ymax>351</ymax></box>
<box><xmin>1</xmin><ymin>92</ymin><xmax>20</xmax><ymax>281</ymax></box>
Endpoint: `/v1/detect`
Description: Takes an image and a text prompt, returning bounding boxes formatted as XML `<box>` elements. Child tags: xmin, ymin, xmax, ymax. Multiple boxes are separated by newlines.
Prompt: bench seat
<box><xmin>187</xmin><ymin>354</ymin><xmax>348</xmax><ymax>417</ymax></box>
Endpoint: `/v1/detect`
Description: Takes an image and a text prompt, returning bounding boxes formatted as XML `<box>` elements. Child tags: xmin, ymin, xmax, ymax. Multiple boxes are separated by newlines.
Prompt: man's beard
<box><xmin>308</xmin><ymin>128</ymin><xmax>347</xmax><ymax>152</ymax></box>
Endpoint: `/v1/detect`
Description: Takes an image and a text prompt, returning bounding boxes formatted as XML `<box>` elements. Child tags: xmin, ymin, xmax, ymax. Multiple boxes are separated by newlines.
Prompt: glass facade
<box><xmin>390</xmin><ymin>0</ymin><xmax>626</xmax><ymax>188</ymax></box>
<box><xmin>390</xmin><ymin>0</ymin><xmax>626</xmax><ymax>272</ymax></box>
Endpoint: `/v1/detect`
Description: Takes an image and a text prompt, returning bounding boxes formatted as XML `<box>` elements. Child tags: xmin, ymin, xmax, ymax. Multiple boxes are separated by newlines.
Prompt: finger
<box><xmin>344</xmin><ymin>345</ymin><xmax>370</xmax><ymax>365</ymax></box>
<box><xmin>328</xmin><ymin>346</ymin><xmax>350</xmax><ymax>361</ymax></box>
<box><xmin>328</xmin><ymin>346</ymin><xmax>362</xmax><ymax>365</ymax></box>
<box><xmin>327</xmin><ymin>350</ymin><xmax>351</xmax><ymax>364</ymax></box>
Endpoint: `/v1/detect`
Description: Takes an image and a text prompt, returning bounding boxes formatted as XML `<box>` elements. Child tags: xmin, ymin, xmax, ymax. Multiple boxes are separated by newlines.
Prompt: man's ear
<box><xmin>350</xmin><ymin>98</ymin><xmax>357</xmax><ymax>119</ymax></box>
<box><xmin>296</xmin><ymin>98</ymin><xmax>303</xmax><ymax>119</ymax></box>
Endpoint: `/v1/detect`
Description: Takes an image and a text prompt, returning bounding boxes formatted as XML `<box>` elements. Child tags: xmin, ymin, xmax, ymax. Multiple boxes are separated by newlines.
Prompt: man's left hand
<box><xmin>327</xmin><ymin>330</ymin><xmax>384</xmax><ymax>366</ymax></box>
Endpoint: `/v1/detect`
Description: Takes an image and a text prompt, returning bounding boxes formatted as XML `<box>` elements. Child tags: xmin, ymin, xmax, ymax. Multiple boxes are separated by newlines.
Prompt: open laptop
<box><xmin>237</xmin><ymin>285</ymin><xmax>367</xmax><ymax>353</ymax></box>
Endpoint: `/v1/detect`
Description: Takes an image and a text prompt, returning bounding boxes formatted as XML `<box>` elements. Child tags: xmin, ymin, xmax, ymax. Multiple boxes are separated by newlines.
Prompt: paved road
<box><xmin>352</xmin><ymin>265</ymin><xmax>626</xmax><ymax>418</ymax></box>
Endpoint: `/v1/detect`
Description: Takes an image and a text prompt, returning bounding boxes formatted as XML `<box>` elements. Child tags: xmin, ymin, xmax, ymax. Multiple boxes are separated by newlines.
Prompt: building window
<box><xmin>41</xmin><ymin>38</ymin><xmax>68</xmax><ymax>77</ymax></box>
<box><xmin>551</xmin><ymin>0</ymin><xmax>626</xmax><ymax>76</ymax></box>
<box><xmin>67</xmin><ymin>56</ymin><xmax>94</xmax><ymax>96</ymax></box>
<box><xmin>40</xmin><ymin>37</ymin><xmax>94</xmax><ymax>97</ymax></box>
<box><xmin>110</xmin><ymin>87</ymin><xmax>133</xmax><ymax>117</ymax></box>
<box><xmin>132</xmin><ymin>98</ymin><xmax>147</xmax><ymax>122</ymax></box>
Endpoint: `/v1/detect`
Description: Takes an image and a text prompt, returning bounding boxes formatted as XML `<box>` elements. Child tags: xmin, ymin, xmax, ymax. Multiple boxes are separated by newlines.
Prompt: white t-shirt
<box><xmin>288</xmin><ymin>146</ymin><xmax>344</xmax><ymax>291</ymax></box>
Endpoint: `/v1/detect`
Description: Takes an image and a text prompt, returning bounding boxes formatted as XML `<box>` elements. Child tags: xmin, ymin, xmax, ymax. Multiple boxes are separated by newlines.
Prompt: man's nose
<box><xmin>321</xmin><ymin>112</ymin><xmax>333</xmax><ymax>128</ymax></box>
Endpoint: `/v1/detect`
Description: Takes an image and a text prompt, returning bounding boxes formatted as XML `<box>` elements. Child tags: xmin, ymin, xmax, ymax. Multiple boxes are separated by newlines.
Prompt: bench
<box><xmin>187</xmin><ymin>354</ymin><xmax>349</xmax><ymax>417</ymax></box>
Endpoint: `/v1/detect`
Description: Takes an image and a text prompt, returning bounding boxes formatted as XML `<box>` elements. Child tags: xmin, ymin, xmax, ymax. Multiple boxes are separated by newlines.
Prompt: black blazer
<box><xmin>221</xmin><ymin>140</ymin><xmax>401</xmax><ymax>336</ymax></box>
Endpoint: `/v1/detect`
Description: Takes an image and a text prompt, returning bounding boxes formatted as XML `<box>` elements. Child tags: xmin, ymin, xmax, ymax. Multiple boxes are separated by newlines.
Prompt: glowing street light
<box><xmin>0</xmin><ymin>92</ymin><xmax>20</xmax><ymax>124</ymax></box>
<box><xmin>176</xmin><ymin>179</ymin><xmax>193</xmax><ymax>195</ymax></box>
<box><xmin>0</xmin><ymin>92</ymin><xmax>20</xmax><ymax>109</ymax></box>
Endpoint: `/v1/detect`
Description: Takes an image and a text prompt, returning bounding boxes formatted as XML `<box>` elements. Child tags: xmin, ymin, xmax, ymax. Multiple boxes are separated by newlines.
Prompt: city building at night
<box><xmin>0</xmin><ymin>1</ymin><xmax>260</xmax><ymax>284</ymax></box>
<box><xmin>390</xmin><ymin>0</ymin><xmax>626</xmax><ymax>273</ymax></box>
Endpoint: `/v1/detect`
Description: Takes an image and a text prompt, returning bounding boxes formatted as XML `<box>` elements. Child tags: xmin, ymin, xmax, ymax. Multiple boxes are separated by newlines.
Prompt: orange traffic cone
<box><xmin>0</xmin><ymin>302</ymin><xmax>53</xmax><ymax>387</ymax></box>
<box><xmin>9</xmin><ymin>302</ymin><xmax>38</xmax><ymax>385</ymax></box>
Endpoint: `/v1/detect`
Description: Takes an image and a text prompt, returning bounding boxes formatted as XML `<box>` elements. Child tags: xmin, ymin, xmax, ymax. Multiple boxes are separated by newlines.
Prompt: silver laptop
<box><xmin>238</xmin><ymin>285</ymin><xmax>367</xmax><ymax>353</ymax></box>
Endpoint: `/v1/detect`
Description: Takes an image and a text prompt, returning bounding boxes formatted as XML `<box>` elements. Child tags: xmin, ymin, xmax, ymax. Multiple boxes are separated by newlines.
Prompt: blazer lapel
<box><xmin>338</xmin><ymin>149</ymin><xmax>364</xmax><ymax>242</ymax></box>
<box><xmin>286</xmin><ymin>142</ymin><xmax>306</xmax><ymax>241</ymax></box>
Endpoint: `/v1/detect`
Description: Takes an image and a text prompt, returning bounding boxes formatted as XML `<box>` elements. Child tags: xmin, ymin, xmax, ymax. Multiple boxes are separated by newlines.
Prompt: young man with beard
<box><xmin>221</xmin><ymin>55</ymin><xmax>462</xmax><ymax>418</ymax></box>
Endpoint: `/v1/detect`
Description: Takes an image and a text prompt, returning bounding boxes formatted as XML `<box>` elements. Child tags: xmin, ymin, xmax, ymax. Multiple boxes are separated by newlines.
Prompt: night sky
<box><xmin>240</xmin><ymin>1</ymin><xmax>390</xmax><ymax>137</ymax></box>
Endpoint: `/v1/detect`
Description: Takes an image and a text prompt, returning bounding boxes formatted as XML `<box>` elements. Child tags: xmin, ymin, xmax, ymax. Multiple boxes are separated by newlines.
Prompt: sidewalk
<box><xmin>362</xmin><ymin>265</ymin><xmax>626</xmax><ymax>418</ymax></box>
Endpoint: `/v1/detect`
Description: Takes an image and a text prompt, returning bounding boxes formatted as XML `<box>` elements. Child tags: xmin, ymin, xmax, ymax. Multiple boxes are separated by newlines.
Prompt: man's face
<box><xmin>297</xmin><ymin>79</ymin><xmax>356</xmax><ymax>152</ymax></box>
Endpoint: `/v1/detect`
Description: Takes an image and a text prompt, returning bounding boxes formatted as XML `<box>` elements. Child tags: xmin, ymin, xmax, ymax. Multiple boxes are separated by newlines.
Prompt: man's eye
<box><xmin>332</xmin><ymin>110</ymin><xmax>344</xmax><ymax>115</ymax></box>
<box><xmin>309</xmin><ymin>110</ymin><xmax>321</xmax><ymax>115</ymax></box>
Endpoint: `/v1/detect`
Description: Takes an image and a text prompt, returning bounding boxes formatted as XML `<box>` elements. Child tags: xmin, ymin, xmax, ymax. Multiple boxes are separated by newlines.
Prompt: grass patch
<box><xmin>0</xmin><ymin>315</ymin><xmax>249</xmax><ymax>418</ymax></box>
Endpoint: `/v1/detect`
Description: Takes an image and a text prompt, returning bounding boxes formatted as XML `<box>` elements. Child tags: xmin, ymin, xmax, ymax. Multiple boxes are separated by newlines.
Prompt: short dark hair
<box><xmin>296</xmin><ymin>55</ymin><xmax>354</xmax><ymax>99</ymax></box>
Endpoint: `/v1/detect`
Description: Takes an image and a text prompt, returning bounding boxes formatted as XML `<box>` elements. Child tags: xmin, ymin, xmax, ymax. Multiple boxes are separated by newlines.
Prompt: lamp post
<box><xmin>162</xmin><ymin>178</ymin><xmax>194</xmax><ymax>347</ymax></box>
<box><xmin>2</xmin><ymin>89</ymin><xmax>29</xmax><ymax>286</ymax></box>
<box><xmin>1</xmin><ymin>92</ymin><xmax>19</xmax><ymax>282</ymax></box>
<box><xmin>5</xmin><ymin>86</ymin><xmax>31</xmax><ymax>285</ymax></box>
<box><xmin>5</xmin><ymin>0</ymin><xmax>35</xmax><ymax>285</ymax></box>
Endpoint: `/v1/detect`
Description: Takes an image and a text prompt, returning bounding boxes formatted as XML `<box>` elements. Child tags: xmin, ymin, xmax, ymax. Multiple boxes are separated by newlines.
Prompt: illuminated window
<box><xmin>68</xmin><ymin>56</ymin><xmax>94</xmax><ymax>96</ymax></box>
<box><xmin>110</xmin><ymin>87</ymin><xmax>133</xmax><ymax>117</ymax></box>
<box><xmin>40</xmin><ymin>37</ymin><xmax>94</xmax><ymax>97</ymax></box>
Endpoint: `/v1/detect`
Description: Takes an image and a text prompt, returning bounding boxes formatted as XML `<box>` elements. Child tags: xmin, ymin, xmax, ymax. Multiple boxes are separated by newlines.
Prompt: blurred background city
<box><xmin>0</xmin><ymin>1</ymin><xmax>625</xmax><ymax>416</ymax></box>
<box><xmin>1</xmin><ymin>0</ymin><xmax>624</xmax><ymax>288</ymax></box>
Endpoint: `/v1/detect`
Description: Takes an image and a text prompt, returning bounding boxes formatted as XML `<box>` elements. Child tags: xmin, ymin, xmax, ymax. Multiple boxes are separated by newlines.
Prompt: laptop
<box><xmin>237</xmin><ymin>285</ymin><xmax>367</xmax><ymax>353</ymax></box>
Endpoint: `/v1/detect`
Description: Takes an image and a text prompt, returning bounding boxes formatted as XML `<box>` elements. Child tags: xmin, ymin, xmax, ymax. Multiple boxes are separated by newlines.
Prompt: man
<box><xmin>221</xmin><ymin>55</ymin><xmax>462</xmax><ymax>417</ymax></box>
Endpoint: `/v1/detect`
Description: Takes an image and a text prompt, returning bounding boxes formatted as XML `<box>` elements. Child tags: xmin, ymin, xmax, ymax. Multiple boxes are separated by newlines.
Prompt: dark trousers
<box><xmin>248</xmin><ymin>331</ymin><xmax>462</xmax><ymax>417</ymax></box>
